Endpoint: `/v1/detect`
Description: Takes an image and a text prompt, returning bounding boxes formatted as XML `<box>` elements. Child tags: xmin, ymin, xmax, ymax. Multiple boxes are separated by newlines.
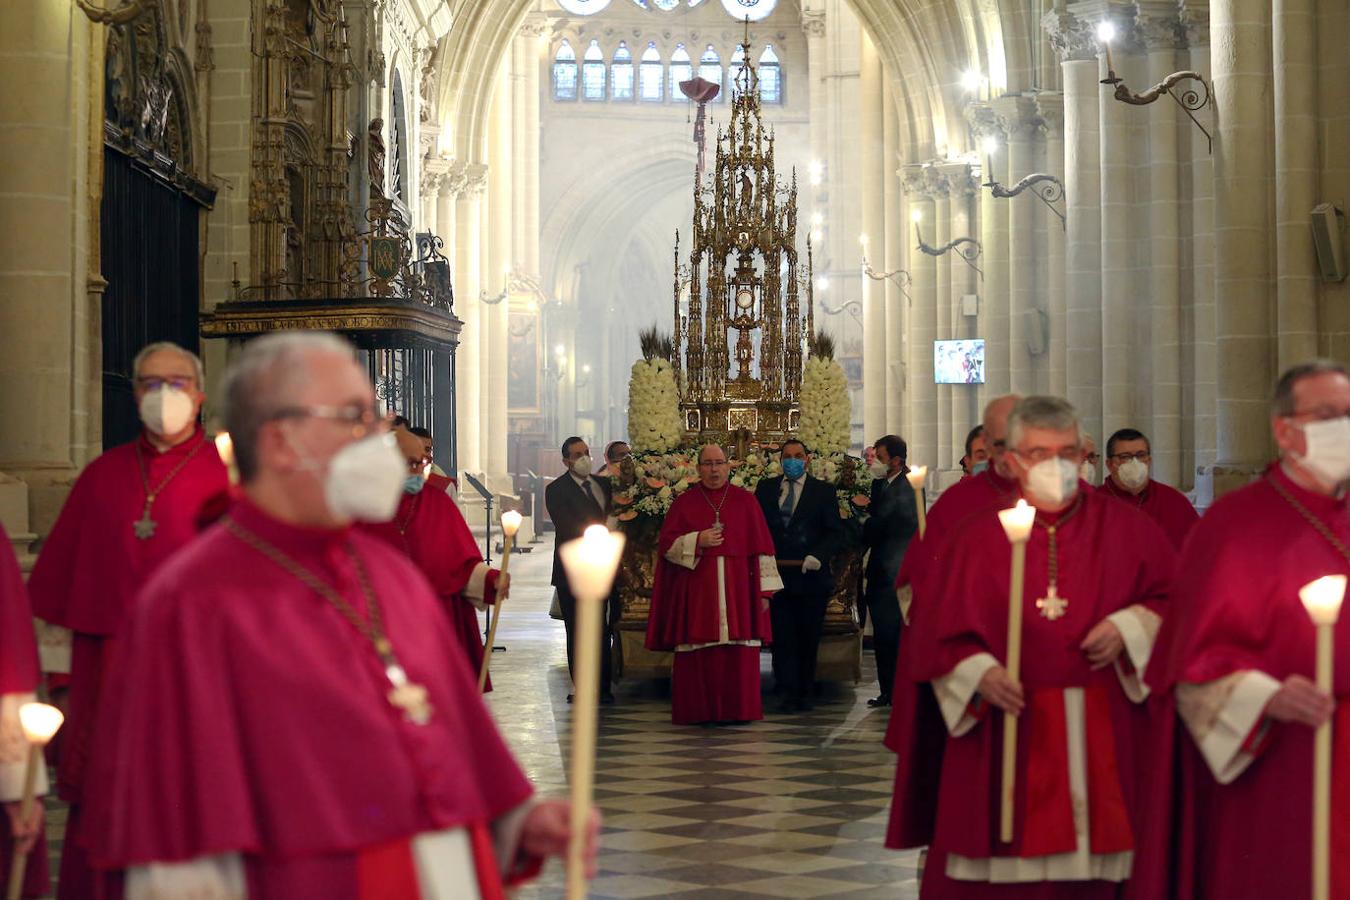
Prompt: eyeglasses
<box><xmin>272</xmin><ymin>404</ymin><xmax>385</xmax><ymax>437</ymax></box>
<box><xmin>1110</xmin><ymin>451</ymin><xmax>1150</xmax><ymax>463</ymax></box>
<box><xmin>136</xmin><ymin>376</ymin><xmax>196</xmax><ymax>392</ymax></box>
<box><xmin>1289</xmin><ymin>408</ymin><xmax>1350</xmax><ymax>423</ymax></box>
<box><xmin>698</xmin><ymin>460</ymin><xmax>729</xmax><ymax>468</ymax></box>
<box><xmin>1012</xmin><ymin>447</ymin><xmax>1083</xmax><ymax>464</ymax></box>
<box><xmin>406</xmin><ymin>456</ymin><xmax>431</xmax><ymax>474</ymax></box>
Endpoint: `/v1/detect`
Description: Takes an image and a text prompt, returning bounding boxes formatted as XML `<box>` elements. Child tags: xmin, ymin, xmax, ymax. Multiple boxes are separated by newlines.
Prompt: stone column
<box><xmin>1273</xmin><ymin>0</ymin><xmax>1319</xmax><ymax>367</ymax></box>
<box><xmin>454</xmin><ymin>166</ymin><xmax>487</xmax><ymax>475</ymax></box>
<box><xmin>1139</xmin><ymin>11</ymin><xmax>1186</xmax><ymax>484</ymax></box>
<box><xmin>1037</xmin><ymin>92</ymin><xmax>1068</xmax><ymax>396</ymax></box>
<box><xmin>859</xmin><ymin>29</ymin><xmax>886</xmax><ymax>446</ymax></box>
<box><xmin>1046</xmin><ymin>9</ymin><xmax>1104</xmax><ymax>446</ymax></box>
<box><xmin>933</xmin><ymin>172</ymin><xmax>953</xmax><ymax>470</ymax></box>
<box><xmin>995</xmin><ymin>94</ymin><xmax>1041</xmax><ymax>396</ymax></box>
<box><xmin>903</xmin><ymin>166</ymin><xmax>939</xmax><ymax>468</ymax></box>
<box><xmin>484</xmin><ymin>60</ymin><xmax>512</xmax><ymax>481</ymax></box>
<box><xmin>1184</xmin><ymin>7</ymin><xmax>1216</xmax><ymax>486</ymax></box>
<box><xmin>1211</xmin><ymin>0</ymin><xmax>1274</xmax><ymax>491</ymax></box>
<box><xmin>882</xmin><ymin>89</ymin><xmax>906</xmax><ymax>435</ymax></box>
<box><xmin>967</xmin><ymin>104</ymin><xmax>1010</xmax><ymax>396</ymax></box>
<box><xmin>948</xmin><ymin>168</ymin><xmax>981</xmax><ymax>443</ymax></box>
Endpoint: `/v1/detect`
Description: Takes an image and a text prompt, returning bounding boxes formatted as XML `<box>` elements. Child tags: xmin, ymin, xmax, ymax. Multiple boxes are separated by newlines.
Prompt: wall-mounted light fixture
<box><xmin>1097</xmin><ymin>21</ymin><xmax>1212</xmax><ymax>153</ymax></box>
<box><xmin>858</xmin><ymin>235</ymin><xmax>915</xmax><ymax>305</ymax></box>
<box><xmin>912</xmin><ymin>209</ymin><xmax>984</xmax><ymax>278</ymax></box>
<box><xmin>980</xmin><ymin>137</ymin><xmax>1066</xmax><ymax>230</ymax></box>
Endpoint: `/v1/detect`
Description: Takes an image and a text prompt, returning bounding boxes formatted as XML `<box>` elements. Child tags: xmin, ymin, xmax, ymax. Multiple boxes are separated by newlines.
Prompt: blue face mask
<box><xmin>402</xmin><ymin>475</ymin><xmax>425</xmax><ymax>495</ymax></box>
<box><xmin>971</xmin><ymin>460</ymin><xmax>989</xmax><ymax>476</ymax></box>
<box><xmin>781</xmin><ymin>457</ymin><xmax>807</xmax><ymax>480</ymax></box>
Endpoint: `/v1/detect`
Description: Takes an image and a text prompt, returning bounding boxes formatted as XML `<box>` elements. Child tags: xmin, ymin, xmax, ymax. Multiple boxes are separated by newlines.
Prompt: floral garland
<box><xmin>626</xmin><ymin>358</ymin><xmax>684</xmax><ymax>453</ymax></box>
<box><xmin>798</xmin><ymin>356</ymin><xmax>851</xmax><ymax>455</ymax></box>
<box><xmin>609</xmin><ymin>446</ymin><xmax>871</xmax><ymax>524</ymax></box>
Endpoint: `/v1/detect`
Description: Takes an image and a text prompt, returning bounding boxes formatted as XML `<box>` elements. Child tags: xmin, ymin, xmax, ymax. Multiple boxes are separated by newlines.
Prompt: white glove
<box><xmin>802</xmin><ymin>555</ymin><xmax>822</xmax><ymax>573</ymax></box>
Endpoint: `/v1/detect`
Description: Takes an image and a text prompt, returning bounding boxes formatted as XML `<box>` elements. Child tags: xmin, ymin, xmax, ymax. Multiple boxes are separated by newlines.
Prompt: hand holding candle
<box><xmin>6</xmin><ymin>703</ymin><xmax>63</xmax><ymax>900</ymax></box>
<box><xmin>995</xmin><ymin>499</ymin><xmax>1035</xmax><ymax>844</ymax></box>
<box><xmin>559</xmin><ymin>525</ymin><xmax>625</xmax><ymax>900</ymax></box>
<box><xmin>1299</xmin><ymin>573</ymin><xmax>1345</xmax><ymax>900</ymax></box>
<box><xmin>906</xmin><ymin>466</ymin><xmax>928</xmax><ymax>539</ymax></box>
<box><xmin>478</xmin><ymin>510</ymin><xmax>524</xmax><ymax>691</ymax></box>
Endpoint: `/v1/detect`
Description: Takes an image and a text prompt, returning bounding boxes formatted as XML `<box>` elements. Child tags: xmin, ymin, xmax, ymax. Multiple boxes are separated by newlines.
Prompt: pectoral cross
<box><xmin>133</xmin><ymin>512</ymin><xmax>157</xmax><ymax>540</ymax></box>
<box><xmin>386</xmin><ymin>664</ymin><xmax>433</xmax><ymax>725</ymax></box>
<box><xmin>1036</xmin><ymin>585</ymin><xmax>1068</xmax><ymax>621</ymax></box>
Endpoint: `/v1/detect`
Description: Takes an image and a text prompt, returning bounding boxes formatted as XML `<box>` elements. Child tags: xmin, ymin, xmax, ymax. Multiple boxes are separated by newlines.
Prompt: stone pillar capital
<box><xmin>461</xmin><ymin>162</ymin><xmax>489</xmax><ymax>197</ymax></box>
<box><xmin>1035</xmin><ymin>92</ymin><xmax>1065</xmax><ymax>136</ymax></box>
<box><xmin>1042</xmin><ymin>9</ymin><xmax>1098</xmax><ymax>62</ymax></box>
<box><xmin>1180</xmin><ymin>0</ymin><xmax>1210</xmax><ymax>47</ymax></box>
<box><xmin>964</xmin><ymin>101</ymin><xmax>1004</xmax><ymax>140</ymax></box>
<box><xmin>517</xmin><ymin>13</ymin><xmax>550</xmax><ymax>39</ymax></box>
<box><xmin>991</xmin><ymin>94</ymin><xmax>1043</xmax><ymax>141</ymax></box>
<box><xmin>935</xmin><ymin>162</ymin><xmax>978</xmax><ymax>197</ymax></box>
<box><xmin>901</xmin><ymin>164</ymin><xmax>935</xmax><ymax>200</ymax></box>
<box><xmin>800</xmin><ymin>10</ymin><xmax>826</xmax><ymax>38</ymax></box>
<box><xmin>1135</xmin><ymin>2</ymin><xmax>1187</xmax><ymax>50</ymax></box>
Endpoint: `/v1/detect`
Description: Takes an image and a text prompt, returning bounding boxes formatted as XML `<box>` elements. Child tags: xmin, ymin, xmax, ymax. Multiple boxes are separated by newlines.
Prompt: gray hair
<box><xmin>1008</xmin><ymin>396</ymin><xmax>1081</xmax><ymax>448</ymax></box>
<box><xmin>1272</xmin><ymin>359</ymin><xmax>1349</xmax><ymax>416</ymax></box>
<box><xmin>221</xmin><ymin>332</ymin><xmax>357</xmax><ymax>481</ymax></box>
<box><xmin>133</xmin><ymin>341</ymin><xmax>205</xmax><ymax>388</ymax></box>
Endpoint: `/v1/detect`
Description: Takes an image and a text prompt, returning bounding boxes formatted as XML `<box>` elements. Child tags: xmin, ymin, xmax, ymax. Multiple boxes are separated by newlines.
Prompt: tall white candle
<box><xmin>906</xmin><ymin>466</ymin><xmax>928</xmax><ymax>539</ymax></box>
<box><xmin>559</xmin><ymin>525</ymin><xmax>625</xmax><ymax>900</ymax></box>
<box><xmin>1300</xmin><ymin>574</ymin><xmax>1345</xmax><ymax>900</ymax></box>
<box><xmin>478</xmin><ymin>511</ymin><xmax>525</xmax><ymax>691</ymax></box>
<box><xmin>996</xmin><ymin>500</ymin><xmax>1035</xmax><ymax>843</ymax></box>
<box><xmin>7</xmin><ymin>704</ymin><xmax>63</xmax><ymax>900</ymax></box>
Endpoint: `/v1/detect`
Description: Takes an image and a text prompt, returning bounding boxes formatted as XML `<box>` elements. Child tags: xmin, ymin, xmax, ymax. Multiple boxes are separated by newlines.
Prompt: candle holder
<box><xmin>1097</xmin><ymin>22</ymin><xmax>1212</xmax><ymax>153</ymax></box>
<box><xmin>817</xmin><ymin>298</ymin><xmax>863</xmax><ymax>328</ymax></box>
<box><xmin>983</xmin><ymin>173</ymin><xmax>1066</xmax><ymax>230</ymax></box>
<box><xmin>861</xmin><ymin>254</ymin><xmax>916</xmax><ymax>305</ymax></box>
<box><xmin>914</xmin><ymin>221</ymin><xmax>984</xmax><ymax>279</ymax></box>
<box><xmin>481</xmin><ymin>268</ymin><xmax>544</xmax><ymax>306</ymax></box>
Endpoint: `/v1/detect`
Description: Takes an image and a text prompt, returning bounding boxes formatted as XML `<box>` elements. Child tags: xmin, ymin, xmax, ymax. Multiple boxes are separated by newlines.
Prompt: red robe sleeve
<box><xmin>0</xmin><ymin>523</ymin><xmax>39</xmax><ymax>696</ymax></box>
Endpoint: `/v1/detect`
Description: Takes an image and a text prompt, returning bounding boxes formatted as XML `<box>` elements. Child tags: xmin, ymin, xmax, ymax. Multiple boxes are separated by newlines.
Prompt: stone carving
<box><xmin>800</xmin><ymin>10</ymin><xmax>825</xmax><ymax>38</ymax></box>
<box><xmin>368</xmin><ymin>118</ymin><xmax>387</xmax><ymax>199</ymax></box>
<box><xmin>1042</xmin><ymin>9</ymin><xmax>1098</xmax><ymax>62</ymax></box>
<box><xmin>1136</xmin><ymin>10</ymin><xmax>1186</xmax><ymax>50</ymax></box>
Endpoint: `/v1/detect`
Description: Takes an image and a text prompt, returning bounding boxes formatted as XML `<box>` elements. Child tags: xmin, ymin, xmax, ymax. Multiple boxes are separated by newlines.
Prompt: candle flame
<box><xmin>214</xmin><ymin>432</ymin><xmax>234</xmax><ymax>464</ymax></box>
<box><xmin>501</xmin><ymin>509</ymin><xmax>524</xmax><ymax>537</ymax></box>
<box><xmin>18</xmin><ymin>702</ymin><xmax>63</xmax><ymax>745</ymax></box>
<box><xmin>1300</xmin><ymin>575</ymin><xmax>1347</xmax><ymax>626</ymax></box>
<box><xmin>998</xmin><ymin>499</ymin><xmax>1036</xmax><ymax>543</ymax></box>
<box><xmin>905</xmin><ymin>465</ymin><xmax>928</xmax><ymax>489</ymax></box>
<box><xmin>559</xmin><ymin>526</ymin><xmax>627</xmax><ymax>603</ymax></box>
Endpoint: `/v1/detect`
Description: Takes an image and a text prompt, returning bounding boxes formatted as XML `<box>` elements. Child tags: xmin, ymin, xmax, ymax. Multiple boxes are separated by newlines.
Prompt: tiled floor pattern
<box><xmin>35</xmin><ymin>531</ymin><xmax>920</xmax><ymax>898</ymax></box>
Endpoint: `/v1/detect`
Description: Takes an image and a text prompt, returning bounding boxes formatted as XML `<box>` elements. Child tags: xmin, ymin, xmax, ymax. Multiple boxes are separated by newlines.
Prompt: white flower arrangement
<box><xmin>627</xmin><ymin>358</ymin><xmax>685</xmax><ymax>453</ymax></box>
<box><xmin>799</xmin><ymin>355</ymin><xmax>852</xmax><ymax>455</ymax></box>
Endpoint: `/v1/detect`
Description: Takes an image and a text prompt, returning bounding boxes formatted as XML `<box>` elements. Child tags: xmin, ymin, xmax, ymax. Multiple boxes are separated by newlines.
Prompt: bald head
<box><xmin>982</xmin><ymin>394</ymin><xmax>1020</xmax><ymax>476</ymax></box>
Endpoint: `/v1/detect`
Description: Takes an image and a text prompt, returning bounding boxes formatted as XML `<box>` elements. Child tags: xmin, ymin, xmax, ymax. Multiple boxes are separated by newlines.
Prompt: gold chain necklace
<box><xmin>1268</xmin><ymin>474</ymin><xmax>1350</xmax><ymax>567</ymax></box>
<box><xmin>221</xmin><ymin>516</ymin><xmax>433</xmax><ymax>725</ymax></box>
<box><xmin>1032</xmin><ymin>495</ymin><xmax>1084</xmax><ymax>621</ymax></box>
<box><xmin>132</xmin><ymin>436</ymin><xmax>208</xmax><ymax>540</ymax></box>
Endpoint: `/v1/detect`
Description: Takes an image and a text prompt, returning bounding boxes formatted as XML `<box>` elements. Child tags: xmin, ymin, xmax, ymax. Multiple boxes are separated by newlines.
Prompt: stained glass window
<box><xmin>758</xmin><ymin>44</ymin><xmax>781</xmax><ymax>104</ymax></box>
<box><xmin>653</xmin><ymin>0</ymin><xmax>679</xmax><ymax>9</ymax></box>
<box><xmin>556</xmin><ymin>0</ymin><xmax>613</xmax><ymax>12</ymax></box>
<box><xmin>639</xmin><ymin>42</ymin><xmax>664</xmax><ymax>102</ymax></box>
<box><xmin>669</xmin><ymin>44</ymin><xmax>692</xmax><ymax>98</ymax></box>
<box><xmin>699</xmin><ymin>45</ymin><xmax>723</xmax><ymax>101</ymax></box>
<box><xmin>582</xmin><ymin>40</ymin><xmax>606</xmax><ymax>101</ymax></box>
<box><xmin>552</xmin><ymin>40</ymin><xmax>578</xmax><ymax>101</ymax></box>
<box><xmin>719</xmin><ymin>0</ymin><xmax>777</xmax><ymax>21</ymax></box>
<box><xmin>611</xmin><ymin>42</ymin><xmax>634</xmax><ymax>100</ymax></box>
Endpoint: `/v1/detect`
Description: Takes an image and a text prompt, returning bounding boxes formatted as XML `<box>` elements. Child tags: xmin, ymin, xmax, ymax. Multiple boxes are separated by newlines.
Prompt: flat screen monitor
<box><xmin>934</xmin><ymin>339</ymin><xmax>986</xmax><ymax>384</ymax></box>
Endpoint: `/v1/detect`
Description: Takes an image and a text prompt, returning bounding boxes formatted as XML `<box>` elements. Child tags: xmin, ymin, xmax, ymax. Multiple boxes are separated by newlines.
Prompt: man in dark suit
<box><xmin>545</xmin><ymin>436</ymin><xmax>616</xmax><ymax>704</ymax></box>
<box><xmin>755</xmin><ymin>439</ymin><xmax>845</xmax><ymax>713</ymax></box>
<box><xmin>863</xmin><ymin>433</ymin><xmax>919</xmax><ymax>708</ymax></box>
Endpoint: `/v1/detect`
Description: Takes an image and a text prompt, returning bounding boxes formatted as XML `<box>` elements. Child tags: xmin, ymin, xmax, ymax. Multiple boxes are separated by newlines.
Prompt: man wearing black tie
<box><xmin>755</xmin><ymin>439</ymin><xmax>844</xmax><ymax>713</ymax></box>
<box><xmin>862</xmin><ymin>433</ymin><xmax>919</xmax><ymax>708</ymax></box>
<box><xmin>545</xmin><ymin>436</ymin><xmax>616</xmax><ymax>704</ymax></box>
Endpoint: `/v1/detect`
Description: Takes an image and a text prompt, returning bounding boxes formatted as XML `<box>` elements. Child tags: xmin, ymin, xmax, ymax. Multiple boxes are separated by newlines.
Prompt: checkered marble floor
<box><xmin>487</xmin><ymin>536</ymin><xmax>921</xmax><ymax>899</ymax></box>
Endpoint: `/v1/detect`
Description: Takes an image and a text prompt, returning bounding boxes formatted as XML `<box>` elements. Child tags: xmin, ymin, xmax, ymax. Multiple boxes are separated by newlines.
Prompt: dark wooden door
<box><xmin>100</xmin><ymin>147</ymin><xmax>203</xmax><ymax>449</ymax></box>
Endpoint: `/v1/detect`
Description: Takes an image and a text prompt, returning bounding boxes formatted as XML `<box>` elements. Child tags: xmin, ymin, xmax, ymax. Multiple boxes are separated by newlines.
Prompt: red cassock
<box><xmin>915</xmin><ymin>490</ymin><xmax>1174</xmax><ymax>899</ymax></box>
<box><xmin>84</xmin><ymin>499</ymin><xmax>538</xmax><ymax>899</ymax></box>
<box><xmin>0</xmin><ymin>523</ymin><xmax>50</xmax><ymax>899</ymax></box>
<box><xmin>1135</xmin><ymin>464</ymin><xmax>1350</xmax><ymax>900</ymax></box>
<box><xmin>646</xmin><ymin>484</ymin><xmax>777</xmax><ymax>725</ymax></box>
<box><xmin>358</xmin><ymin>487</ymin><xmax>499</xmax><ymax>692</ymax></box>
<box><xmin>1096</xmin><ymin>478</ymin><xmax>1199</xmax><ymax>550</ymax></box>
<box><xmin>26</xmin><ymin>430</ymin><xmax>226</xmax><ymax>898</ymax></box>
<box><xmin>885</xmin><ymin>468</ymin><xmax>1021</xmax><ymax>850</ymax></box>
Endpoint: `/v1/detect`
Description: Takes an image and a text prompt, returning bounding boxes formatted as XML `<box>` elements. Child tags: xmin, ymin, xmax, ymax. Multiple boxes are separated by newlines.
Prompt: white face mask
<box><xmin>1025</xmin><ymin>458</ymin><xmax>1080</xmax><ymax>507</ymax></box>
<box><xmin>320</xmin><ymin>433</ymin><xmax>406</xmax><ymax>523</ymax></box>
<box><xmin>1294</xmin><ymin>417</ymin><xmax>1350</xmax><ymax>488</ymax></box>
<box><xmin>571</xmin><ymin>454</ymin><xmax>593</xmax><ymax>478</ymax></box>
<box><xmin>138</xmin><ymin>387</ymin><xmax>196</xmax><ymax>437</ymax></box>
<box><xmin>869</xmin><ymin>460</ymin><xmax>890</xmax><ymax>480</ymax></box>
<box><xmin>1117</xmin><ymin>458</ymin><xmax>1149</xmax><ymax>491</ymax></box>
<box><xmin>1078</xmin><ymin>460</ymin><xmax>1096</xmax><ymax>485</ymax></box>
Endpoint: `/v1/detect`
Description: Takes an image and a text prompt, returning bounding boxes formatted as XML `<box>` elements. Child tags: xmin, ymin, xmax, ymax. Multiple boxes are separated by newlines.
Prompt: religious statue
<box><xmin>367</xmin><ymin>118</ymin><xmax>386</xmax><ymax>200</ymax></box>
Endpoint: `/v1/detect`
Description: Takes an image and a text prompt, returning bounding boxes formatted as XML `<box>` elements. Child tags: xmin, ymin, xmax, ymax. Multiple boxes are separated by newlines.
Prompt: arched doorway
<box><xmin>99</xmin><ymin>4</ymin><xmax>214</xmax><ymax>448</ymax></box>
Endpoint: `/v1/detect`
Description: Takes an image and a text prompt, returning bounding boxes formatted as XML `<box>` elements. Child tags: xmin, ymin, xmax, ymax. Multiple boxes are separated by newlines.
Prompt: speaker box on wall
<box><xmin>1311</xmin><ymin>203</ymin><xmax>1347</xmax><ymax>283</ymax></box>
